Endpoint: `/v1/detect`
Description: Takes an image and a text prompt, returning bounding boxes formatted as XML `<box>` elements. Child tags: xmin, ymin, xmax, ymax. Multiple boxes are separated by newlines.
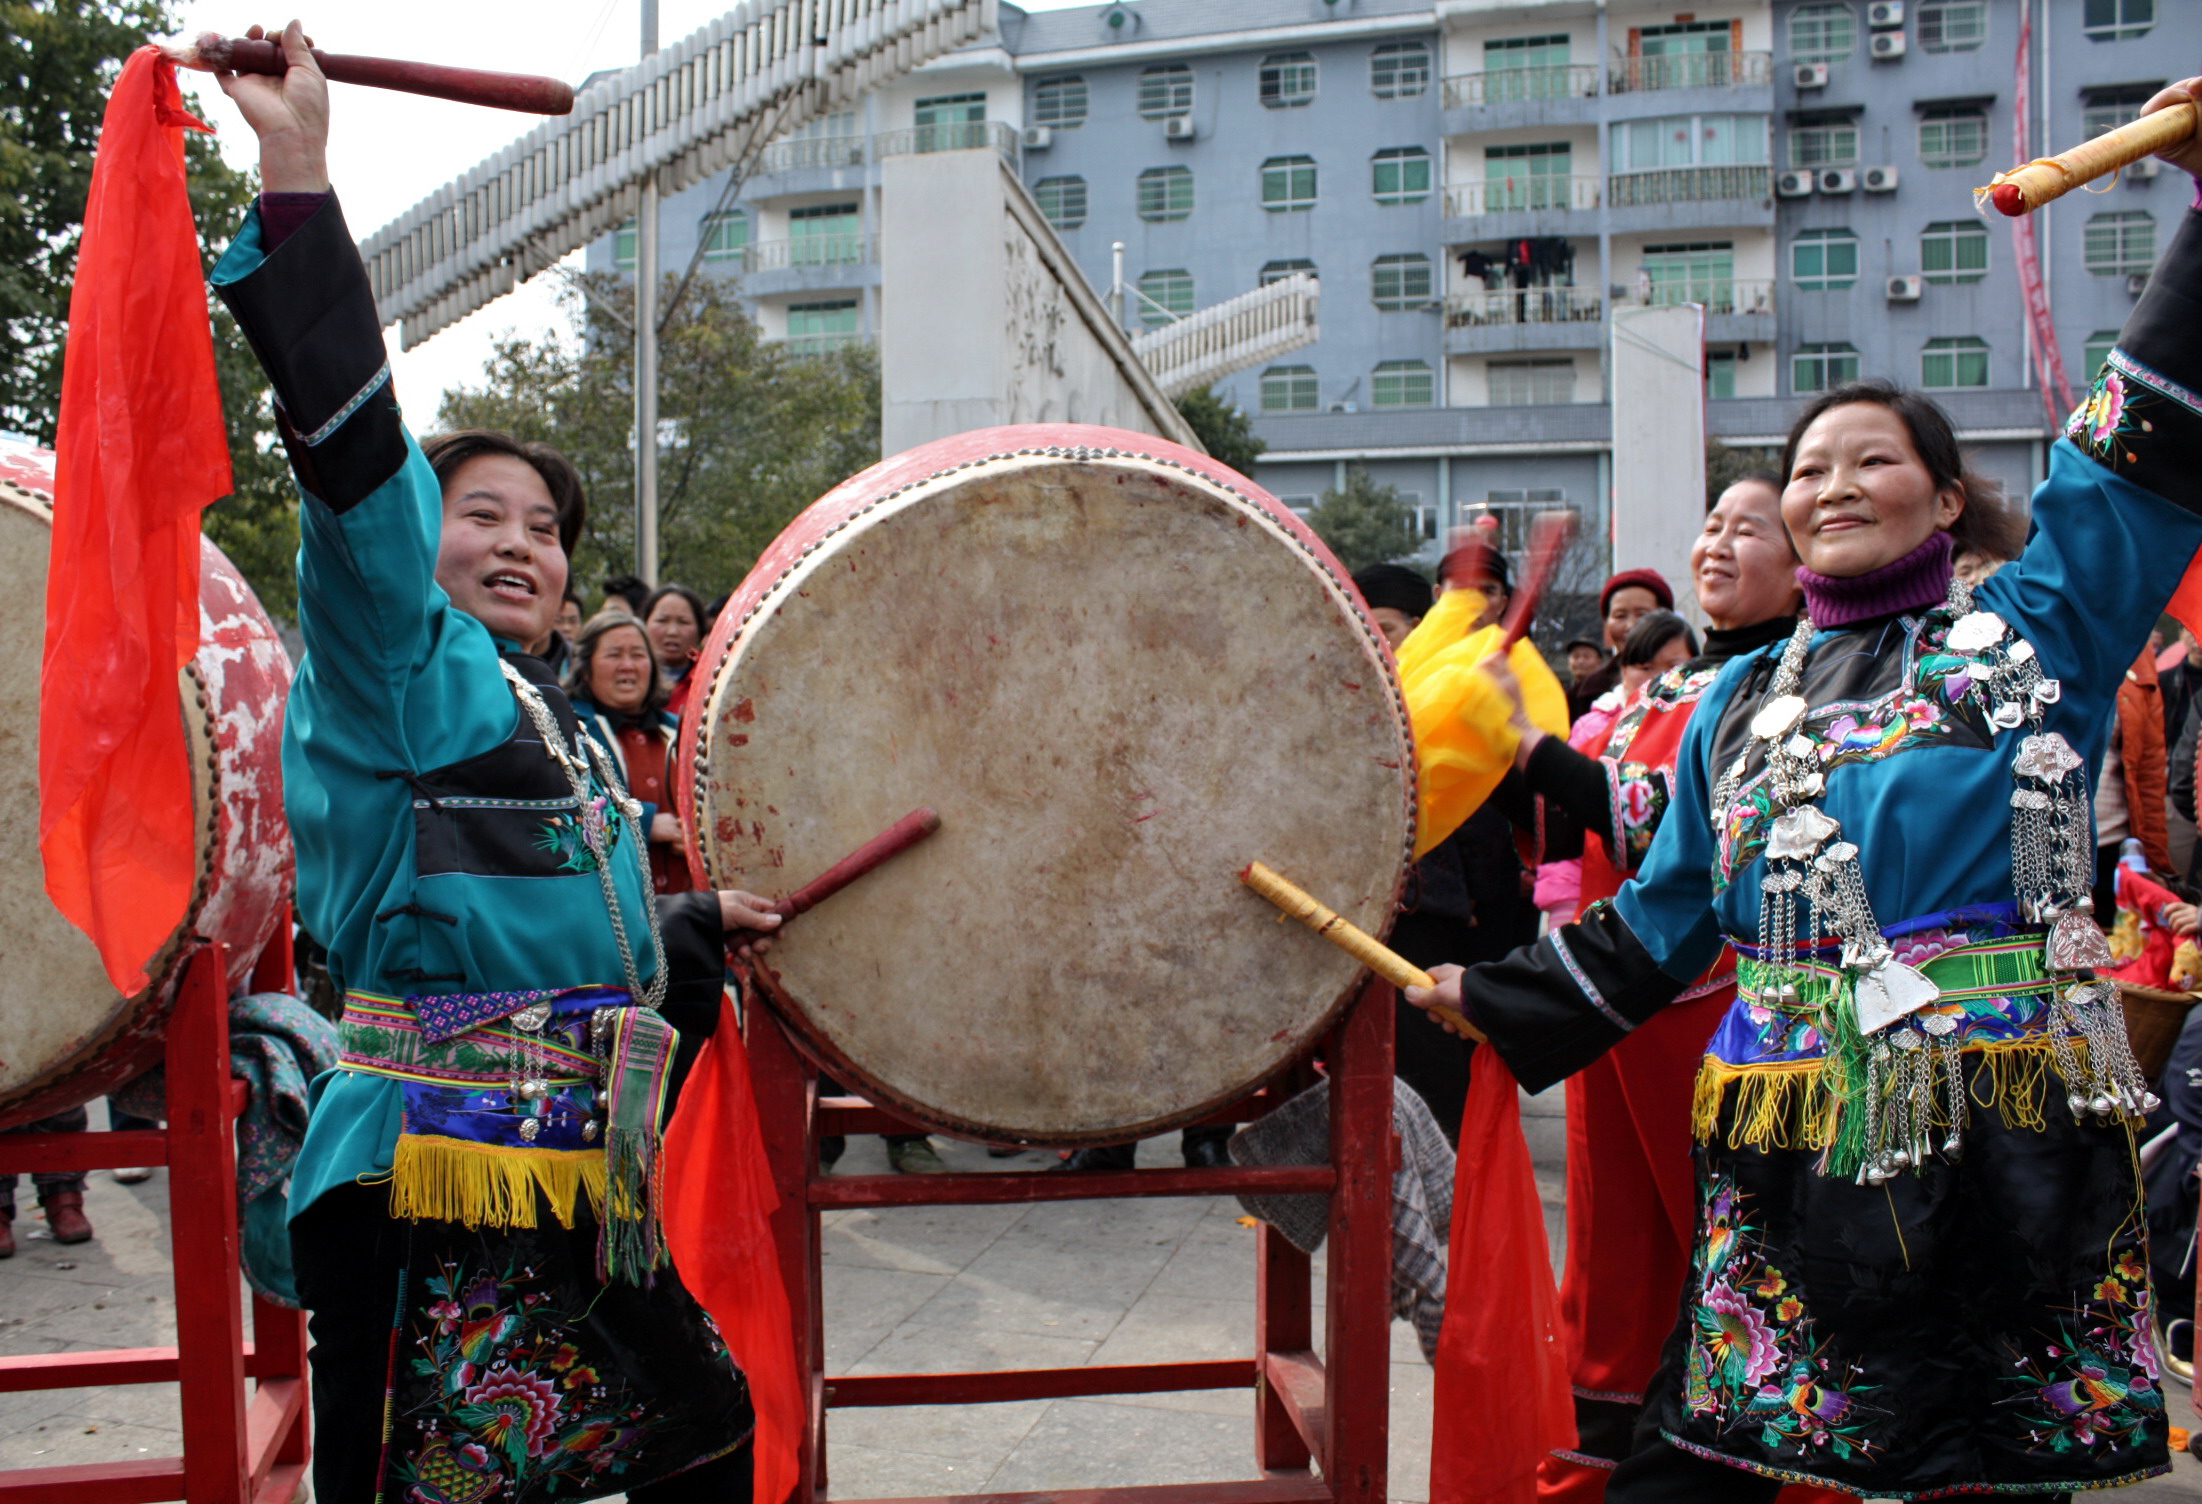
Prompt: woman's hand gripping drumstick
<box><xmin>213</xmin><ymin>22</ymin><xmax>329</xmax><ymax>193</ymax></box>
<box><xmin>1240</xmin><ymin>862</ymin><xmax>1486</xmax><ymax>1041</ymax></box>
<box><xmin>1983</xmin><ymin>73</ymin><xmax>2202</xmax><ymax>215</ymax></box>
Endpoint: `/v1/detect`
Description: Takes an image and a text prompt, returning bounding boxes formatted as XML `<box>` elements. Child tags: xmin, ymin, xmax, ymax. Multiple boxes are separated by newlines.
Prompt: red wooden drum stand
<box><xmin>750</xmin><ymin>974</ymin><xmax>1400</xmax><ymax>1504</ymax></box>
<box><xmin>0</xmin><ymin>936</ymin><xmax>310</xmax><ymax>1504</ymax></box>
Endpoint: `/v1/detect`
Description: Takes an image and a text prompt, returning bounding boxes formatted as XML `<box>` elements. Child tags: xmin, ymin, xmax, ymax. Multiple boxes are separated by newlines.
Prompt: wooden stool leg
<box><xmin>1322</xmin><ymin>980</ymin><xmax>1396</xmax><ymax>1504</ymax></box>
<box><xmin>748</xmin><ymin>997</ymin><xmax>823</xmax><ymax>1504</ymax></box>
<box><xmin>1254</xmin><ymin>1226</ymin><xmax>1313</xmax><ymax>1474</ymax></box>
<box><xmin>170</xmin><ymin>946</ymin><xmax>250</xmax><ymax>1504</ymax></box>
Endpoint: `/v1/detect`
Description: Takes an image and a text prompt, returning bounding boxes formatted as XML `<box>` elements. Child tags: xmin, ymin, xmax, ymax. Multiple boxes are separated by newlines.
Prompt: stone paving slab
<box><xmin>3</xmin><ymin>1099</ymin><xmax>2201</xmax><ymax>1500</ymax></box>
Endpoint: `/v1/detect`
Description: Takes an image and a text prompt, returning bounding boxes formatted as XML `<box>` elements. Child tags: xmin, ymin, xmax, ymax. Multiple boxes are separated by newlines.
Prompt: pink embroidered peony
<box><xmin>464</xmin><ymin>1365</ymin><xmax>564</xmax><ymax>1460</ymax></box>
<box><xmin>1701</xmin><ymin>1283</ymin><xmax>1782</xmax><ymax>1387</ymax></box>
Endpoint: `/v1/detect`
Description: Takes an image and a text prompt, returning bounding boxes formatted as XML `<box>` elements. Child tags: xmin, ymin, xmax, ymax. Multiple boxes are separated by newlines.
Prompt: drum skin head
<box><xmin>0</xmin><ymin>471</ymin><xmax>293</xmax><ymax>1128</ymax></box>
<box><xmin>687</xmin><ymin>425</ymin><xmax>1415</xmax><ymax>1145</ymax></box>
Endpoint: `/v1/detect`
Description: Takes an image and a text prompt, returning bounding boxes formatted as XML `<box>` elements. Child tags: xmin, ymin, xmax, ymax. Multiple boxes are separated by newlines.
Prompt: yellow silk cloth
<box><xmin>1395</xmin><ymin>586</ymin><xmax>1571</xmax><ymax>859</ymax></box>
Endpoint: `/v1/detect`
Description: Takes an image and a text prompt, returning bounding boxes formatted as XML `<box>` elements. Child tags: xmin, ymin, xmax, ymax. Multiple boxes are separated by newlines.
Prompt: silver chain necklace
<box><xmin>1714</xmin><ymin>573</ymin><xmax>2154</xmax><ymax>1182</ymax></box>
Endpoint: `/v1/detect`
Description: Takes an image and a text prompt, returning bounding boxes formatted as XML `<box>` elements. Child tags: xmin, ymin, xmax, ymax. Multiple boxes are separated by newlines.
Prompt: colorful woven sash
<box><xmin>339</xmin><ymin>985</ymin><xmax>678</xmax><ymax>1283</ymax></box>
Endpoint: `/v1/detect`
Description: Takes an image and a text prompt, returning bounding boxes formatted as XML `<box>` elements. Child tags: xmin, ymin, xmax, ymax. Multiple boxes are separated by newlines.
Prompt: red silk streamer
<box><xmin>41</xmin><ymin>48</ymin><xmax>231</xmax><ymax>995</ymax></box>
<box><xmin>2009</xmin><ymin>14</ymin><xmax>2076</xmax><ymax>434</ymax></box>
<box><xmin>1431</xmin><ymin>1052</ymin><xmax>1574</xmax><ymax>1503</ymax></box>
<box><xmin>661</xmin><ymin>995</ymin><xmax>804</xmax><ymax>1504</ymax></box>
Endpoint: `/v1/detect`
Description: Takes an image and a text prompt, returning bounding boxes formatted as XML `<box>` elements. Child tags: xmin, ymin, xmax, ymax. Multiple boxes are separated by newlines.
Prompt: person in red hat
<box><xmin>1570</xmin><ymin>568</ymin><xmax>1674</xmax><ymax>721</ymax></box>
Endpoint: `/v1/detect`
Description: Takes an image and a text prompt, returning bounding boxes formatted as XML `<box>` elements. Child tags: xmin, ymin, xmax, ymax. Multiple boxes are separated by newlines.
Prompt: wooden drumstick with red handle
<box><xmin>1241</xmin><ymin>861</ymin><xmax>1486</xmax><ymax>1041</ymax></box>
<box><xmin>1496</xmin><ymin>508</ymin><xmax>1579</xmax><ymax>653</ymax></box>
<box><xmin>160</xmin><ymin>32</ymin><xmax>576</xmax><ymax>115</ymax></box>
<box><xmin>771</xmin><ymin>808</ymin><xmax>941</xmax><ymax>920</ymax></box>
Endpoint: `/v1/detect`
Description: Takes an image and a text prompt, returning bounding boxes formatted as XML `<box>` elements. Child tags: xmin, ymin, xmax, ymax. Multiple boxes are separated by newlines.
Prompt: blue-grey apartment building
<box><xmin>587</xmin><ymin>0</ymin><xmax>2193</xmax><ymax>572</ymax></box>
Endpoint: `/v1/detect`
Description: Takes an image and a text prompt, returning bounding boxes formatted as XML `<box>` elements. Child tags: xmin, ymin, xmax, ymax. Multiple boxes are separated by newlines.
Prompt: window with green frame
<box><xmin>1372</xmin><ymin>147</ymin><xmax>1432</xmax><ymax>206</ymax></box>
<box><xmin>1136</xmin><ymin>269</ymin><xmax>1194</xmax><ymax>327</ymax></box>
<box><xmin>1371</xmin><ymin>254</ymin><xmax>1433</xmax><ymax>310</ymax></box>
<box><xmin>2083</xmin><ymin>0</ymin><xmax>2153</xmax><ymax>41</ymax></box>
<box><xmin>1138</xmin><ymin>65</ymin><xmax>1193</xmax><ymax>119</ymax></box>
<box><xmin>700</xmin><ymin>211</ymin><xmax>749</xmax><ymax>264</ymax></box>
<box><xmin>1488</xmin><ymin>359</ymin><xmax>1575</xmax><ymax>406</ymax></box>
<box><xmin>1261</xmin><ymin>156</ymin><xmax>1318</xmax><ymax>212</ymax></box>
<box><xmin>1372</xmin><ymin>361</ymin><xmax>1435</xmax><ymax>408</ymax></box>
<box><xmin>1793</xmin><ymin>342</ymin><xmax>1860</xmax><ymax>392</ymax></box>
<box><xmin>1791</xmin><ymin>228</ymin><xmax>1859</xmax><ymax>290</ymax></box>
<box><xmin>1922</xmin><ymin>336</ymin><xmax>1988</xmax><ymax>389</ymax></box>
<box><xmin>2085</xmin><ymin>210</ymin><xmax>2156</xmax><ymax>275</ymax></box>
<box><xmin>1260</xmin><ymin>51</ymin><xmax>1318</xmax><ymax>108</ymax></box>
<box><xmin>1918</xmin><ymin>107</ymin><xmax>1988</xmax><ymax>168</ymax></box>
<box><xmin>1790</xmin><ymin>120</ymin><xmax>1860</xmax><ymax>168</ymax></box>
<box><xmin>789</xmin><ymin>202</ymin><xmax>863</xmax><ymax>265</ymax></box>
<box><xmin>2080</xmin><ymin>330</ymin><xmax>2120</xmax><ymax>384</ymax></box>
<box><xmin>1789</xmin><ymin>3</ymin><xmax>1857</xmax><ymax>62</ymax></box>
<box><xmin>613</xmin><ymin>220</ymin><xmax>637</xmax><ymax>268</ymax></box>
<box><xmin>1643</xmin><ymin>242</ymin><xmax>1734</xmax><ymax>305</ymax></box>
<box><xmin>1483</xmin><ymin>34</ymin><xmax>1571</xmax><ymax>103</ymax></box>
<box><xmin>1137</xmin><ymin>166</ymin><xmax>1194</xmax><ymax>222</ymax></box>
<box><xmin>1484</xmin><ymin>142</ymin><xmax>1572</xmax><ymax>210</ymax></box>
<box><xmin>1261</xmin><ymin>365</ymin><xmax>1320</xmax><ymax>413</ymax></box>
<box><xmin>1706</xmin><ymin>350</ymin><xmax>1737</xmax><ymax>400</ymax></box>
<box><xmin>1261</xmin><ymin>259</ymin><xmax>1316</xmax><ymax>286</ymax></box>
<box><xmin>1921</xmin><ymin>220</ymin><xmax>1988</xmax><ymax>284</ymax></box>
<box><xmin>1033</xmin><ymin>76</ymin><xmax>1087</xmax><ymax>128</ymax></box>
<box><xmin>1034</xmin><ymin>176</ymin><xmax>1087</xmax><ymax>230</ymax></box>
<box><xmin>1917</xmin><ymin>0</ymin><xmax>1987</xmax><ymax>52</ymax></box>
<box><xmin>787</xmin><ymin>300</ymin><xmax>859</xmax><ymax>355</ymax></box>
<box><xmin>914</xmin><ymin>91</ymin><xmax>986</xmax><ymax>152</ymax></box>
<box><xmin>1370</xmin><ymin>42</ymin><xmax>1430</xmax><ymax>99</ymax></box>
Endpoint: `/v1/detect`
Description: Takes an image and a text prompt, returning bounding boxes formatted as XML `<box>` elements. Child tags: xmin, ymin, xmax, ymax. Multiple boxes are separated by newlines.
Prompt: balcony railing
<box><xmin>1606</xmin><ymin>164</ymin><xmax>1771</xmax><ymax>207</ymax></box>
<box><xmin>1442</xmin><ymin>64</ymin><xmax>1601</xmax><ymax>109</ymax></box>
<box><xmin>1446</xmin><ymin>285</ymin><xmax>1604</xmax><ymax>328</ymax></box>
<box><xmin>1627</xmin><ymin>278</ymin><xmax>1774</xmax><ymax>317</ymax></box>
<box><xmin>1610</xmin><ymin>50</ymin><xmax>1771</xmax><ymax>93</ymax></box>
<box><xmin>752</xmin><ymin>134</ymin><xmax>867</xmax><ymax>175</ymax></box>
<box><xmin>1444</xmin><ymin>174</ymin><xmax>1601</xmax><ymax>217</ymax></box>
<box><xmin>876</xmin><ymin>120</ymin><xmax>1020</xmax><ymax>159</ymax></box>
<box><xmin>782</xmin><ymin>329</ymin><xmax>875</xmax><ymax>358</ymax></box>
<box><xmin>739</xmin><ymin>233</ymin><xmax>877</xmax><ymax>272</ymax></box>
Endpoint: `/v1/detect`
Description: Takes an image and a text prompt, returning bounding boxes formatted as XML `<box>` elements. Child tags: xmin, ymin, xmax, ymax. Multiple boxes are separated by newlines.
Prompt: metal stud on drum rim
<box><xmin>681</xmin><ymin>425</ymin><xmax>1416</xmax><ymax>1146</ymax></box>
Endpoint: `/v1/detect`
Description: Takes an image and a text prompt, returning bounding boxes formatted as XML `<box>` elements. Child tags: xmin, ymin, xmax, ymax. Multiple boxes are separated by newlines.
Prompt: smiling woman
<box><xmin>420</xmin><ymin>430</ymin><xmax>584</xmax><ymax>644</ymax></box>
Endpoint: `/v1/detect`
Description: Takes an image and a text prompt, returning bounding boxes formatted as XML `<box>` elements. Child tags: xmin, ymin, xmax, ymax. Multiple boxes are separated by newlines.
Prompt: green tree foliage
<box><xmin>1174</xmin><ymin>385</ymin><xmax>1265</xmax><ymax>475</ymax></box>
<box><xmin>438</xmin><ymin>272</ymin><xmax>881</xmax><ymax>600</ymax></box>
<box><xmin>2</xmin><ymin>1</ymin><xmax>295</xmax><ymax>616</ymax></box>
<box><xmin>1306</xmin><ymin>465</ymin><xmax>1421</xmax><ymax>574</ymax></box>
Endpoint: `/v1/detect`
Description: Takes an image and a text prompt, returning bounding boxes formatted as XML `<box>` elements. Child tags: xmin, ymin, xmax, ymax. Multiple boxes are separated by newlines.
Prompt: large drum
<box><xmin>0</xmin><ymin>444</ymin><xmax>293</xmax><ymax>1128</ymax></box>
<box><xmin>678</xmin><ymin>425</ymin><xmax>1416</xmax><ymax>1144</ymax></box>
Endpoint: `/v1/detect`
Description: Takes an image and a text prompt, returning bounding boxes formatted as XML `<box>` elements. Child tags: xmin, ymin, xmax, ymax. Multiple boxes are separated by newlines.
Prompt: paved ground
<box><xmin>3</xmin><ymin>1095</ymin><xmax>2200</xmax><ymax>1500</ymax></box>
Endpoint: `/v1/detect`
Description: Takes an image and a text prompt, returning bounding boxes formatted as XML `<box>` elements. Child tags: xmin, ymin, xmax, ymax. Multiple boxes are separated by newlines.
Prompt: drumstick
<box><xmin>1496</xmin><ymin>509</ymin><xmax>1578</xmax><ymax>653</ymax></box>
<box><xmin>1982</xmin><ymin>103</ymin><xmax>2196</xmax><ymax>216</ymax></box>
<box><xmin>159</xmin><ymin>33</ymin><xmax>576</xmax><ymax>115</ymax></box>
<box><xmin>770</xmin><ymin>808</ymin><xmax>941</xmax><ymax>920</ymax></box>
<box><xmin>1240</xmin><ymin>861</ymin><xmax>1485</xmax><ymax>1040</ymax></box>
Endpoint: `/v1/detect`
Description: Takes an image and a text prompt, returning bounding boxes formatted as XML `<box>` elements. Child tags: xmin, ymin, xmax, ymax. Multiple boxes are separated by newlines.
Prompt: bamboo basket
<box><xmin>2115</xmin><ymin>981</ymin><xmax>2199</xmax><ymax>1081</ymax></box>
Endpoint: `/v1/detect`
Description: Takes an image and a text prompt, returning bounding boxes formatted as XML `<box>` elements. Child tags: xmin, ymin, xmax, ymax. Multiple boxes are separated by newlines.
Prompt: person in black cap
<box><xmin>1353</xmin><ymin>563</ymin><xmax>1435</xmax><ymax>650</ymax></box>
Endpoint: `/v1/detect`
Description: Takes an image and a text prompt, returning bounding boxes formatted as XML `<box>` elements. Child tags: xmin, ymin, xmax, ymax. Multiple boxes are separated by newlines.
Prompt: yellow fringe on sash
<box><xmin>1690</xmin><ymin>1036</ymin><xmax>2089</xmax><ymax>1151</ymax></box>
<box><xmin>386</xmin><ymin>1134</ymin><xmax>609</xmax><ymax>1231</ymax></box>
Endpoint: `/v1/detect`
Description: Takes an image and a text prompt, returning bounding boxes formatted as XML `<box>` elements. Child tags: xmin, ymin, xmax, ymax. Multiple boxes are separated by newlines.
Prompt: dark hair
<box><xmin>1618</xmin><ymin>609</ymin><xmax>1698</xmax><ymax>670</ymax></box>
<box><xmin>562</xmin><ymin>584</ymin><xmax>584</xmax><ymax>609</ymax></box>
<box><xmin>566</xmin><ymin>611</ymin><xmax>665</xmax><ymax>715</ymax></box>
<box><xmin>603</xmin><ymin>574</ymin><xmax>649</xmax><ymax>614</ymax></box>
<box><xmin>421</xmin><ymin>429</ymin><xmax>587</xmax><ymax>555</ymax></box>
<box><xmin>1778</xmin><ymin>381</ymin><xmax>2026</xmax><ymax>563</ymax></box>
<box><xmin>1563</xmin><ymin>638</ymin><xmax>1606</xmax><ymax>657</ymax></box>
<box><xmin>642</xmin><ymin>584</ymin><xmax>712</xmax><ymax>640</ymax></box>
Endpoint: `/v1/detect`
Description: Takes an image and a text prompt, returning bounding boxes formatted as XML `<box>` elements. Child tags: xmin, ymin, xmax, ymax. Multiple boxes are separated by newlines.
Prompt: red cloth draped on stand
<box><xmin>40</xmin><ymin>48</ymin><xmax>230</xmax><ymax>995</ymax></box>
<box><xmin>1432</xmin><ymin>1051</ymin><xmax>1576</xmax><ymax>1502</ymax></box>
<box><xmin>663</xmin><ymin>994</ymin><xmax>805</xmax><ymax>1504</ymax></box>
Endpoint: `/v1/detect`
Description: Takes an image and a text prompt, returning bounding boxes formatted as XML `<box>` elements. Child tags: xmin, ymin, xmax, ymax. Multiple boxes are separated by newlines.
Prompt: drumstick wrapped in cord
<box><xmin>1240</xmin><ymin>861</ymin><xmax>1485</xmax><ymax>1041</ymax></box>
<box><xmin>1981</xmin><ymin>101</ymin><xmax>2196</xmax><ymax>216</ymax></box>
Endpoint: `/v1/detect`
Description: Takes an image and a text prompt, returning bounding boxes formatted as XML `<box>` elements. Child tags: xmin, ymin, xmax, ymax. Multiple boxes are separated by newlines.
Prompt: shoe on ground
<box><xmin>1055</xmin><ymin>1144</ymin><xmax>1137</xmax><ymax>1173</ymax></box>
<box><xmin>1182</xmin><ymin>1135</ymin><xmax>1232</xmax><ymax>1170</ymax></box>
<box><xmin>41</xmin><ymin>1191</ymin><xmax>93</xmax><ymax>1245</ymax></box>
<box><xmin>0</xmin><ymin>1212</ymin><xmax>14</xmax><ymax>1259</ymax></box>
<box><xmin>819</xmin><ymin>1135</ymin><xmax>846</xmax><ymax>1171</ymax></box>
<box><xmin>985</xmin><ymin>1144</ymin><xmax>1023</xmax><ymax>1159</ymax></box>
<box><xmin>112</xmin><ymin>1166</ymin><xmax>154</xmax><ymax>1185</ymax></box>
<box><xmin>887</xmin><ymin>1139</ymin><xmax>948</xmax><ymax>1175</ymax></box>
<box><xmin>2161</xmin><ymin>1318</ymin><xmax>2195</xmax><ymax>1386</ymax></box>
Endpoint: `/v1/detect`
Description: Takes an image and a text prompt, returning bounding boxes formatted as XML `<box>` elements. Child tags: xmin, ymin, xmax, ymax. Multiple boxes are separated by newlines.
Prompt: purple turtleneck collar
<box><xmin>1795</xmin><ymin>530</ymin><xmax>1955</xmax><ymax>629</ymax></box>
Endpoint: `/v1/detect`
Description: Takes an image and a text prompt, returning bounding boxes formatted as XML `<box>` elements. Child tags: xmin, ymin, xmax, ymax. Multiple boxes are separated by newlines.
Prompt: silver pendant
<box><xmin>510</xmin><ymin>1002</ymin><xmax>553</xmax><ymax>1033</ymax></box>
<box><xmin>519</xmin><ymin>1116</ymin><xmax>541</xmax><ymax>1142</ymax></box>
<box><xmin>1752</xmin><ymin>694</ymin><xmax>1809</xmax><ymax>742</ymax></box>
<box><xmin>1767</xmin><ymin>806</ymin><xmax>1840</xmax><ymax>862</ymax></box>
<box><xmin>1947</xmin><ymin>611</ymin><xmax>2009</xmax><ymax>652</ymax></box>
<box><xmin>2014</xmin><ymin>732</ymin><xmax>2083</xmax><ymax>781</ymax></box>
<box><xmin>1853</xmin><ymin>958</ymin><xmax>1943</xmax><ymax>1034</ymax></box>
<box><xmin>2045</xmin><ymin>911</ymin><xmax>2115</xmax><ymax>972</ymax></box>
<box><xmin>1990</xmin><ymin>702</ymin><xmax>2026</xmax><ymax>730</ymax></box>
<box><xmin>2031</xmin><ymin>679</ymin><xmax>2062</xmax><ymax>706</ymax></box>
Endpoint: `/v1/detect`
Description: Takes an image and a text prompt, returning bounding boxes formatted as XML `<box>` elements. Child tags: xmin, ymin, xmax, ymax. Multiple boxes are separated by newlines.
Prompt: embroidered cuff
<box><xmin>213</xmin><ymin>194</ymin><xmax>406</xmax><ymax>511</ymax></box>
<box><xmin>2068</xmin><ymin>206</ymin><xmax>2202</xmax><ymax>514</ymax></box>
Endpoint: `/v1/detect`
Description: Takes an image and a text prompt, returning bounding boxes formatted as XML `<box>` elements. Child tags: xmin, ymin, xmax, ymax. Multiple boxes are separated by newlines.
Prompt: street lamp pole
<box><xmin>634</xmin><ymin>0</ymin><xmax>661</xmax><ymax>587</ymax></box>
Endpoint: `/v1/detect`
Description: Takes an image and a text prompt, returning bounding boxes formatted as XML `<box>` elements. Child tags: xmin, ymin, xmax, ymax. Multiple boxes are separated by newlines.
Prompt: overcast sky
<box><xmin>171</xmin><ymin>0</ymin><xmax>1088</xmax><ymax>415</ymax></box>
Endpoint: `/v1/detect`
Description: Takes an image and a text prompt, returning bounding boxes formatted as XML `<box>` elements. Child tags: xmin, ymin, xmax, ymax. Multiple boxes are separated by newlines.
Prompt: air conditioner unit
<box><xmin>2129</xmin><ymin>156</ymin><xmax>2161</xmax><ymax>179</ymax></box>
<box><xmin>1862</xmin><ymin>164</ymin><xmax>1900</xmax><ymax>192</ymax></box>
<box><xmin>1021</xmin><ymin>126</ymin><xmax>1053</xmax><ymax>150</ymax></box>
<box><xmin>1776</xmin><ymin>169</ymin><xmax>1816</xmax><ymax>197</ymax></box>
<box><xmin>1163</xmin><ymin>116</ymin><xmax>1196</xmax><ymax>141</ymax></box>
<box><xmin>1819</xmin><ymin>167</ymin><xmax>1859</xmax><ymax>194</ymax></box>
<box><xmin>2128</xmin><ymin>272</ymin><xmax>2150</xmax><ymax>295</ymax></box>
<box><xmin>1869</xmin><ymin>30</ymin><xmax>1908</xmax><ymax>58</ymax></box>
<box><xmin>1886</xmin><ymin>275</ymin><xmax>1924</xmax><ymax>301</ymax></box>
<box><xmin>1328</xmin><ymin>400</ymin><xmax>1359</xmax><ymax>414</ymax></box>
<box><xmin>1867</xmin><ymin>0</ymin><xmax>1905</xmax><ymax>25</ymax></box>
<box><xmin>1794</xmin><ymin>62</ymin><xmax>1830</xmax><ymax>89</ymax></box>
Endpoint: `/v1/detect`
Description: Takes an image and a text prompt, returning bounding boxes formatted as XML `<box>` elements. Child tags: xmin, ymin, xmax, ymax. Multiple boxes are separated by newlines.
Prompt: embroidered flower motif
<box><xmin>2092</xmin><ymin>1278</ymin><xmax>2127</xmax><ymax>1305</ymax></box>
<box><xmin>1700</xmin><ymin>1282</ymin><xmax>1783</xmax><ymax>1387</ymax></box>
<box><xmin>1777</xmin><ymin>1297</ymin><xmax>1805</xmax><ymax>1323</ymax></box>
<box><xmin>1893</xmin><ymin>697</ymin><xmax>1942</xmax><ymax>730</ymax></box>
<box><xmin>1754</xmin><ymin>1271</ymin><xmax>1788</xmax><ymax>1300</ymax></box>
<box><xmin>461</xmin><ymin>1365</ymin><xmax>564</xmax><ymax>1462</ymax></box>
<box><xmin>2075</xmin><ymin>369</ymin><xmax>2129</xmax><ymax>452</ymax></box>
<box><xmin>426</xmin><ymin>1298</ymin><xmax>464</xmax><ymax>1332</ymax></box>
